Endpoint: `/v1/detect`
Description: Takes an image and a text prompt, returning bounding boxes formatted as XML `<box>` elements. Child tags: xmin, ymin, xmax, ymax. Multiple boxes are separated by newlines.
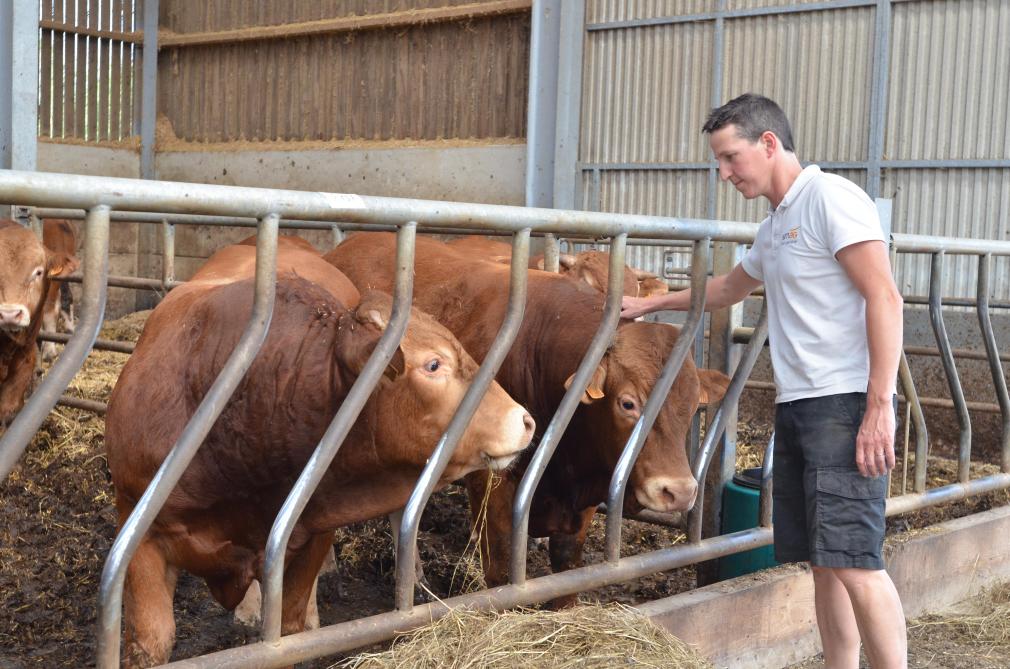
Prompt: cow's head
<box><xmin>0</xmin><ymin>223</ymin><xmax>78</xmax><ymax>337</ymax></box>
<box><xmin>565</xmin><ymin>321</ymin><xmax>729</xmax><ymax>513</ymax></box>
<box><xmin>340</xmin><ymin>291</ymin><xmax>535</xmax><ymax>480</ymax></box>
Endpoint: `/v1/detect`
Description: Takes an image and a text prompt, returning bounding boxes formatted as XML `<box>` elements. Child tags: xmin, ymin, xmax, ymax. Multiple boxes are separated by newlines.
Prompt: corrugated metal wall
<box><xmin>575</xmin><ymin>0</ymin><xmax>1010</xmax><ymax>301</ymax></box>
<box><xmin>37</xmin><ymin>0</ymin><xmax>142</xmax><ymax>142</ymax></box>
<box><xmin>156</xmin><ymin>1</ymin><xmax>530</xmax><ymax>143</ymax></box>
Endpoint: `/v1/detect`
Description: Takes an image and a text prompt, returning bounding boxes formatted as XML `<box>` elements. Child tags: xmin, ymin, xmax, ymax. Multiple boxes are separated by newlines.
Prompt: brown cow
<box><xmin>105</xmin><ymin>242</ymin><xmax>535</xmax><ymax>666</ymax></box>
<box><xmin>0</xmin><ymin>220</ymin><xmax>78</xmax><ymax>425</ymax></box>
<box><xmin>325</xmin><ymin>233</ymin><xmax>728</xmax><ymax>606</ymax></box>
<box><xmin>39</xmin><ymin>219</ymin><xmax>79</xmax><ymax>362</ymax></box>
<box><xmin>446</xmin><ymin>235</ymin><xmax>669</xmax><ymax>298</ymax></box>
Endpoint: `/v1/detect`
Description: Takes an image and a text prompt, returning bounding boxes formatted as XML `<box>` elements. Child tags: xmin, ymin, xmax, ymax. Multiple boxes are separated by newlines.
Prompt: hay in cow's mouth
<box><xmin>334</xmin><ymin>602</ymin><xmax>713</xmax><ymax>669</ymax></box>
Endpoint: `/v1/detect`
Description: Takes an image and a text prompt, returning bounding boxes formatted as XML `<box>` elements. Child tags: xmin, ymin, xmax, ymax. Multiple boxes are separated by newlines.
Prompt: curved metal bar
<box><xmin>604</xmin><ymin>239</ymin><xmax>710</xmax><ymax>563</ymax></box>
<box><xmin>331</xmin><ymin>223</ymin><xmax>345</xmax><ymax>246</ymax></box>
<box><xmin>508</xmin><ymin>234</ymin><xmax>628</xmax><ymax>585</ymax></box>
<box><xmin>95</xmin><ymin>214</ymin><xmax>280</xmax><ymax>669</ymax></box>
<box><xmin>393</xmin><ymin>228</ymin><xmax>532</xmax><ymax>612</ymax></box>
<box><xmin>688</xmin><ymin>303</ymin><xmax>770</xmax><ymax>544</ymax></box>
<box><xmin>976</xmin><ymin>254</ymin><xmax>1010</xmax><ymax>472</ymax></box>
<box><xmin>759</xmin><ymin>432</ymin><xmax>775</xmax><ymax>527</ymax></box>
<box><xmin>927</xmin><ymin>251</ymin><xmax>971</xmax><ymax>483</ymax></box>
<box><xmin>897</xmin><ymin>349</ymin><xmax>929</xmax><ymax>492</ymax></box>
<box><xmin>0</xmin><ymin>205</ymin><xmax>109</xmax><ymax>480</ymax></box>
<box><xmin>543</xmin><ymin>233</ymin><xmax>560</xmax><ymax>272</ymax></box>
<box><xmin>264</xmin><ymin>223</ymin><xmax>418</xmax><ymax>637</ymax></box>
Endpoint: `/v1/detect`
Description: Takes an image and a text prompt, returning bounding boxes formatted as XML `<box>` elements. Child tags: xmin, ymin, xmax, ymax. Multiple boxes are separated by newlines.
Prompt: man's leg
<box><xmin>832</xmin><ymin>566</ymin><xmax>907</xmax><ymax>668</ymax></box>
<box><xmin>811</xmin><ymin>565</ymin><xmax>861</xmax><ymax>669</ymax></box>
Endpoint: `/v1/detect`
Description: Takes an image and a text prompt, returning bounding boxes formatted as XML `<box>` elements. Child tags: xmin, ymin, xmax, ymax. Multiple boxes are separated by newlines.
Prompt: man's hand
<box><xmin>621</xmin><ymin>295</ymin><xmax>653</xmax><ymax>320</ymax></box>
<box><xmin>855</xmin><ymin>397</ymin><xmax>896</xmax><ymax>477</ymax></box>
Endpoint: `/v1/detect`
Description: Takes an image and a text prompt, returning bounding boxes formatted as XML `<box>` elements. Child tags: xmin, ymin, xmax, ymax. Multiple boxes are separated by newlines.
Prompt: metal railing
<box><xmin>1</xmin><ymin>168</ymin><xmax>1008</xmax><ymax>667</ymax></box>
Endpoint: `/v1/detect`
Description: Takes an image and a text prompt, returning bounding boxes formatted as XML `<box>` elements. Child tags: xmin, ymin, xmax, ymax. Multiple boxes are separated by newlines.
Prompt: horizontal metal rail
<box><xmin>37</xmin><ymin>331</ymin><xmax>135</xmax><ymax>354</ymax></box>
<box><xmin>743</xmin><ymin>380</ymin><xmax>1005</xmax><ymax>415</ymax></box>
<box><xmin>57</xmin><ymin>396</ymin><xmax>108</xmax><ymax>413</ymax></box>
<box><xmin>2</xmin><ymin>170</ymin><xmax>760</xmax><ymax>242</ymax></box>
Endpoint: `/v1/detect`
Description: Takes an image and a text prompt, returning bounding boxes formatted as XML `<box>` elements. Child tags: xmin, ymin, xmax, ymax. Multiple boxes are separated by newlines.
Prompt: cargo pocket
<box><xmin>814</xmin><ymin>467</ymin><xmax>886</xmax><ymax>553</ymax></box>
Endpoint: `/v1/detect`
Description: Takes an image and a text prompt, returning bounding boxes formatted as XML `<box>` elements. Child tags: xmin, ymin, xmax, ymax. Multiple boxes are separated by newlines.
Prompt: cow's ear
<box><xmin>47</xmin><ymin>252</ymin><xmax>78</xmax><ymax>278</ymax></box>
<box><xmin>384</xmin><ymin>346</ymin><xmax>405</xmax><ymax>380</ymax></box>
<box><xmin>579</xmin><ymin>269</ymin><xmax>599</xmax><ymax>291</ymax></box>
<box><xmin>563</xmin><ymin>363</ymin><xmax>607</xmax><ymax>404</ymax></box>
<box><xmin>697</xmin><ymin>369</ymin><xmax>730</xmax><ymax>405</ymax></box>
<box><xmin>362</xmin><ymin>308</ymin><xmax>387</xmax><ymax>330</ymax></box>
<box><xmin>558</xmin><ymin>254</ymin><xmax>577</xmax><ymax>270</ymax></box>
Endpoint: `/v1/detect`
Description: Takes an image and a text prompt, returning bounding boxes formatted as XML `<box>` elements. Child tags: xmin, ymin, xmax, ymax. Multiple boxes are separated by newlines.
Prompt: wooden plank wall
<box><xmin>156</xmin><ymin>0</ymin><xmax>531</xmax><ymax>143</ymax></box>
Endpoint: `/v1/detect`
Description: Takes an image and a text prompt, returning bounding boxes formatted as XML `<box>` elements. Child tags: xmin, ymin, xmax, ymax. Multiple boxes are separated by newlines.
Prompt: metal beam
<box><xmin>552</xmin><ymin>0</ymin><xmax>585</xmax><ymax>210</ymax></box>
<box><xmin>526</xmin><ymin>0</ymin><xmax>561</xmax><ymax>209</ymax></box>
<box><xmin>139</xmin><ymin>0</ymin><xmax>158</xmax><ymax>179</ymax></box>
<box><xmin>0</xmin><ymin>0</ymin><xmax>39</xmax><ymax>217</ymax></box>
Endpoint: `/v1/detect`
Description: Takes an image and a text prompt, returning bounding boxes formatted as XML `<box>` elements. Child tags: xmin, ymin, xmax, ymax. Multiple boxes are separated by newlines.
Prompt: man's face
<box><xmin>709</xmin><ymin>124</ymin><xmax>773</xmax><ymax>200</ymax></box>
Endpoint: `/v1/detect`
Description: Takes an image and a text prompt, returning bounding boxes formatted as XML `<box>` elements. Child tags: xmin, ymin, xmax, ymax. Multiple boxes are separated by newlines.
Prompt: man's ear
<box><xmin>47</xmin><ymin>252</ymin><xmax>79</xmax><ymax>278</ymax></box>
<box><xmin>564</xmin><ymin>362</ymin><xmax>607</xmax><ymax>405</ymax></box>
<box><xmin>697</xmin><ymin>369</ymin><xmax>731</xmax><ymax>405</ymax></box>
<box><xmin>760</xmin><ymin>130</ymin><xmax>777</xmax><ymax>156</ymax></box>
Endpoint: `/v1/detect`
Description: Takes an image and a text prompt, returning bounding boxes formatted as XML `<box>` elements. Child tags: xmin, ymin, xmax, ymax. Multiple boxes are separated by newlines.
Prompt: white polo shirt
<box><xmin>740</xmin><ymin>165</ymin><xmax>886</xmax><ymax>403</ymax></box>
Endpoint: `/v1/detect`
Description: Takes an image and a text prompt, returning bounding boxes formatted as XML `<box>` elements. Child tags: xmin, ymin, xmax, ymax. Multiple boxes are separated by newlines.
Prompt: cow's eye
<box><xmin>620</xmin><ymin>398</ymin><xmax>637</xmax><ymax>412</ymax></box>
<box><xmin>32</xmin><ymin>267</ymin><xmax>43</xmax><ymax>279</ymax></box>
<box><xmin>423</xmin><ymin>358</ymin><xmax>441</xmax><ymax>373</ymax></box>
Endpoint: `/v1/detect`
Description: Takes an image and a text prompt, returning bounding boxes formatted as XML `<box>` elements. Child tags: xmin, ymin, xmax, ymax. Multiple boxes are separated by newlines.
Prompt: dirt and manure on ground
<box><xmin>1</xmin><ymin>310</ymin><xmax>1008</xmax><ymax>667</ymax></box>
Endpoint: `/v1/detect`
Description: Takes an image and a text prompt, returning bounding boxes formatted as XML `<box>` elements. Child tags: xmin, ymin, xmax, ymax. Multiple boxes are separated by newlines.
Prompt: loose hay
<box><xmin>336</xmin><ymin>603</ymin><xmax>713</xmax><ymax>669</ymax></box>
<box><xmin>910</xmin><ymin>581</ymin><xmax>1010</xmax><ymax>647</ymax></box>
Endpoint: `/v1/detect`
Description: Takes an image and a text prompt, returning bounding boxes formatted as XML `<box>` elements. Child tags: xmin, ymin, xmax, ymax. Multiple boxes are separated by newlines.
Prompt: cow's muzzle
<box><xmin>0</xmin><ymin>304</ymin><xmax>31</xmax><ymax>330</ymax></box>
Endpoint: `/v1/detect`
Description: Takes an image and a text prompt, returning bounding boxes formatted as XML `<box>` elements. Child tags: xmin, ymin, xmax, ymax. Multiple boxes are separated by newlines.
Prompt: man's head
<box><xmin>702</xmin><ymin>94</ymin><xmax>797</xmax><ymax>202</ymax></box>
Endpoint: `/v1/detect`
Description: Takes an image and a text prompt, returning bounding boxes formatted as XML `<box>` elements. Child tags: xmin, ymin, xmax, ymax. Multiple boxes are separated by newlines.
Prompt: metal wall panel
<box><xmin>721</xmin><ymin>8</ymin><xmax>874</xmax><ymax>163</ymax></box>
<box><xmin>727</xmin><ymin>0</ymin><xmax>835</xmax><ymax>10</ymax></box>
<box><xmin>884</xmin><ymin>168</ymin><xmax>1010</xmax><ymax>301</ymax></box>
<box><xmin>887</xmin><ymin>0</ymin><xmax>1010</xmax><ymax>161</ymax></box>
<box><xmin>581</xmin><ymin>22</ymin><xmax>714</xmax><ymax>164</ymax></box>
<box><xmin>157</xmin><ymin>12</ymin><xmax>529</xmax><ymax>142</ymax></box>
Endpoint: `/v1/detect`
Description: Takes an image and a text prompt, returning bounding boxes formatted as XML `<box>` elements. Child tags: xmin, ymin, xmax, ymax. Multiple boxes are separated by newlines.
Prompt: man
<box><xmin>621</xmin><ymin>94</ymin><xmax>906</xmax><ymax>668</ymax></box>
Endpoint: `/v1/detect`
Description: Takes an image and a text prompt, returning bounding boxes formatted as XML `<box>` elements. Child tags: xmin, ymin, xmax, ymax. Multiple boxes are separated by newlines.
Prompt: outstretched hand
<box><xmin>620</xmin><ymin>295</ymin><xmax>653</xmax><ymax>320</ymax></box>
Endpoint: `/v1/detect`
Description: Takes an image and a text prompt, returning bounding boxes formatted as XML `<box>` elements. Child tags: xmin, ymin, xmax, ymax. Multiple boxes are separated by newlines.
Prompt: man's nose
<box><xmin>717</xmin><ymin>163</ymin><xmax>731</xmax><ymax>181</ymax></box>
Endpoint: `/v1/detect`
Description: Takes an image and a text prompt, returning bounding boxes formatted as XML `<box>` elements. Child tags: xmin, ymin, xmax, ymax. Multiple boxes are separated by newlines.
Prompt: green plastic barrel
<box><xmin>717</xmin><ymin>467</ymin><xmax>779</xmax><ymax>580</ymax></box>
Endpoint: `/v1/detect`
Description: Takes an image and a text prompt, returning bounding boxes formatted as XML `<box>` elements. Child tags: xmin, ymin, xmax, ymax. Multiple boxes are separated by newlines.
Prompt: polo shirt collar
<box><xmin>770</xmin><ymin>164</ymin><xmax>821</xmax><ymax>214</ymax></box>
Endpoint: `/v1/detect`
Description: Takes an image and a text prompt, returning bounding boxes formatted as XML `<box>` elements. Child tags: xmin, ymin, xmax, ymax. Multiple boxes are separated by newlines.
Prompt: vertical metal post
<box><xmin>543</xmin><ymin>233</ymin><xmax>560</xmax><ymax>273</ymax></box>
<box><xmin>758</xmin><ymin>433</ymin><xmax>774</xmax><ymax>527</ymax></box>
<box><xmin>264</xmin><ymin>224</ymin><xmax>417</xmax><ymax>636</ymax></box>
<box><xmin>526</xmin><ymin>0</ymin><xmax>561</xmax><ymax>209</ymax></box>
<box><xmin>96</xmin><ymin>214</ymin><xmax>279</xmax><ymax>668</ymax></box>
<box><xmin>552</xmin><ymin>0</ymin><xmax>585</xmax><ymax>210</ymax></box>
<box><xmin>605</xmin><ymin>240</ymin><xmax>710</xmax><ymax>563</ymax></box>
<box><xmin>331</xmin><ymin>223</ymin><xmax>345</xmax><ymax>247</ymax></box>
<box><xmin>161</xmin><ymin>218</ymin><xmax>175</xmax><ymax>290</ymax></box>
<box><xmin>927</xmin><ymin>251</ymin><xmax>971</xmax><ymax>483</ymax></box>
<box><xmin>976</xmin><ymin>254</ymin><xmax>1010</xmax><ymax>472</ymax></box>
<box><xmin>866</xmin><ymin>0</ymin><xmax>892</xmax><ymax>201</ymax></box>
<box><xmin>0</xmin><ymin>205</ymin><xmax>110</xmax><ymax>480</ymax></box>
<box><xmin>139</xmin><ymin>0</ymin><xmax>158</xmax><ymax>179</ymax></box>
<box><xmin>0</xmin><ymin>0</ymin><xmax>39</xmax><ymax>218</ymax></box>
<box><xmin>898</xmin><ymin>350</ymin><xmax>929</xmax><ymax>492</ymax></box>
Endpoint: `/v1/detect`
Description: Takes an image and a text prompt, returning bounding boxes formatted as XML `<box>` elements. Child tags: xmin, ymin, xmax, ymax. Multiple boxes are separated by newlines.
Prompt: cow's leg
<box><xmin>280</xmin><ymin>531</ymin><xmax>334</xmax><ymax>636</ymax></box>
<box><xmin>122</xmin><ymin>537</ymin><xmax>179</xmax><ymax>669</ymax></box>
<box><xmin>40</xmin><ymin>298</ymin><xmax>60</xmax><ymax>362</ymax></box>
<box><xmin>388</xmin><ymin>509</ymin><xmax>433</xmax><ymax>601</ymax></box>
<box><xmin>545</xmin><ymin>506</ymin><xmax>597</xmax><ymax>609</ymax></box>
<box><xmin>234</xmin><ymin>544</ymin><xmax>336</xmax><ymax>629</ymax></box>
<box><xmin>463</xmin><ymin>470</ymin><xmax>518</xmax><ymax>588</ymax></box>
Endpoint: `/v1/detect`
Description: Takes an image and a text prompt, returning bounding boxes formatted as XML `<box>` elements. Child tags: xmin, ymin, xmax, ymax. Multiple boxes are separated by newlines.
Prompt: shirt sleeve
<box><xmin>820</xmin><ymin>183</ymin><xmax>886</xmax><ymax>256</ymax></box>
<box><xmin>741</xmin><ymin>220</ymin><xmax>769</xmax><ymax>281</ymax></box>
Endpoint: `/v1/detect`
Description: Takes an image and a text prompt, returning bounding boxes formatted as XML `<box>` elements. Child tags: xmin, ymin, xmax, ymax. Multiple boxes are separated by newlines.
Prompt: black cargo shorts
<box><xmin>772</xmin><ymin>392</ymin><xmax>892</xmax><ymax>570</ymax></box>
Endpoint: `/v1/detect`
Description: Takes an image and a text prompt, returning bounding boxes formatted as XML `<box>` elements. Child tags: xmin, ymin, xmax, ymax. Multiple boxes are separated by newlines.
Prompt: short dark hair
<box><xmin>702</xmin><ymin>93</ymin><xmax>796</xmax><ymax>153</ymax></box>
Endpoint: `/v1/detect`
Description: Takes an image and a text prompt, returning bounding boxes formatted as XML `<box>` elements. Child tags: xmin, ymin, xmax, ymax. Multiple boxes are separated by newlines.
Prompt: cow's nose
<box><xmin>636</xmin><ymin>476</ymin><xmax>698</xmax><ymax>513</ymax></box>
<box><xmin>521</xmin><ymin>411</ymin><xmax>535</xmax><ymax>444</ymax></box>
<box><xmin>0</xmin><ymin>305</ymin><xmax>29</xmax><ymax>327</ymax></box>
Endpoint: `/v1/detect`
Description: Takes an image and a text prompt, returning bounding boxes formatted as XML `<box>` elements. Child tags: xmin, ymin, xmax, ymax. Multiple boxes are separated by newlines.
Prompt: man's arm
<box><xmin>620</xmin><ymin>263</ymin><xmax>762</xmax><ymax>319</ymax></box>
<box><xmin>836</xmin><ymin>239</ymin><xmax>904</xmax><ymax>478</ymax></box>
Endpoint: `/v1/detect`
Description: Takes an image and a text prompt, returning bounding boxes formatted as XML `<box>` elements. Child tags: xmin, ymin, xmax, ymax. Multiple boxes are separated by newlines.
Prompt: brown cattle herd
<box><xmin>0</xmin><ymin>222</ymin><xmax>729</xmax><ymax>667</ymax></box>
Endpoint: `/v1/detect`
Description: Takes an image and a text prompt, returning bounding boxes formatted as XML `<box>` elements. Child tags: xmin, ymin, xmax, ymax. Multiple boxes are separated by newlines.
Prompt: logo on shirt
<box><xmin>779</xmin><ymin>226</ymin><xmax>799</xmax><ymax>246</ymax></box>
